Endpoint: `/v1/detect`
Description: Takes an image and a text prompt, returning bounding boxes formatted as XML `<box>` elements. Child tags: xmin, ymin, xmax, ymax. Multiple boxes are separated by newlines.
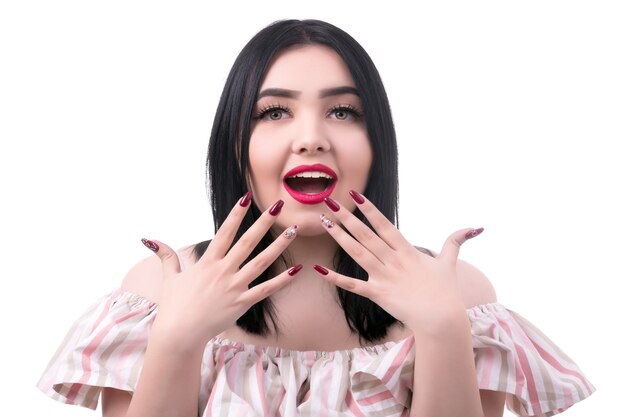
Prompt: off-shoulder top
<box><xmin>37</xmin><ymin>288</ymin><xmax>594</xmax><ymax>417</ymax></box>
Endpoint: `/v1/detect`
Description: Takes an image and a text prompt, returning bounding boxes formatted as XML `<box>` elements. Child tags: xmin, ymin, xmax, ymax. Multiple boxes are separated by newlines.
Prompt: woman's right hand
<box><xmin>141</xmin><ymin>193</ymin><xmax>299</xmax><ymax>351</ymax></box>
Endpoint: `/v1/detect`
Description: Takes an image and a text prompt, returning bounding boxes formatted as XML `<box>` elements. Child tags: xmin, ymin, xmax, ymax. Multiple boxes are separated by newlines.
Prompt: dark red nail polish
<box><xmin>269</xmin><ymin>200</ymin><xmax>284</xmax><ymax>216</ymax></box>
<box><xmin>239</xmin><ymin>191</ymin><xmax>252</xmax><ymax>207</ymax></box>
<box><xmin>324</xmin><ymin>197</ymin><xmax>340</xmax><ymax>212</ymax></box>
<box><xmin>465</xmin><ymin>227</ymin><xmax>484</xmax><ymax>240</ymax></box>
<box><xmin>141</xmin><ymin>238</ymin><xmax>159</xmax><ymax>252</ymax></box>
<box><xmin>349</xmin><ymin>190</ymin><xmax>365</xmax><ymax>204</ymax></box>
<box><xmin>288</xmin><ymin>264</ymin><xmax>303</xmax><ymax>276</ymax></box>
<box><xmin>313</xmin><ymin>264</ymin><xmax>329</xmax><ymax>275</ymax></box>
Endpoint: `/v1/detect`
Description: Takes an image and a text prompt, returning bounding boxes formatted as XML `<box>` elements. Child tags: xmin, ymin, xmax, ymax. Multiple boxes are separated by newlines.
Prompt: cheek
<box><xmin>337</xmin><ymin>131</ymin><xmax>373</xmax><ymax>182</ymax></box>
<box><xmin>247</xmin><ymin>134</ymin><xmax>286</xmax><ymax>206</ymax></box>
<box><xmin>248</xmin><ymin>134</ymin><xmax>279</xmax><ymax>178</ymax></box>
<box><xmin>249</xmin><ymin>139</ymin><xmax>272</xmax><ymax>169</ymax></box>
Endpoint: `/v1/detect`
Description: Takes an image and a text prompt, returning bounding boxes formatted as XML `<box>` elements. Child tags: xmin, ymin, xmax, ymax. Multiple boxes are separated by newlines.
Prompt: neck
<box><xmin>276</xmin><ymin>231</ymin><xmax>339</xmax><ymax>271</ymax></box>
<box><xmin>266</xmin><ymin>229</ymin><xmax>341</xmax><ymax>304</ymax></box>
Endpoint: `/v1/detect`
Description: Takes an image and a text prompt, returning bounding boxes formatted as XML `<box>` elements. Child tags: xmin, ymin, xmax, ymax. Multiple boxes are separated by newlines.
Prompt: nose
<box><xmin>291</xmin><ymin>112</ymin><xmax>331</xmax><ymax>155</ymax></box>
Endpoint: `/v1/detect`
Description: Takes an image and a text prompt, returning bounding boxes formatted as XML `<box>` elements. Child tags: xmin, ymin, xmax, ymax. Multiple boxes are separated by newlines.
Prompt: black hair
<box><xmin>192</xmin><ymin>19</ymin><xmax>403</xmax><ymax>343</ymax></box>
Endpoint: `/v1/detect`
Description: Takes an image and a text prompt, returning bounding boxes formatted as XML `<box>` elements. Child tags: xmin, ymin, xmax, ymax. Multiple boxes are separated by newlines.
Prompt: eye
<box><xmin>328</xmin><ymin>104</ymin><xmax>363</xmax><ymax>121</ymax></box>
<box><xmin>253</xmin><ymin>105</ymin><xmax>291</xmax><ymax>121</ymax></box>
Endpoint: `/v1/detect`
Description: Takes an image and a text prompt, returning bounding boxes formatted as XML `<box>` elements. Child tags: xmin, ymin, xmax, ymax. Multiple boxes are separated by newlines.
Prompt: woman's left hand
<box><xmin>316</xmin><ymin>192</ymin><xmax>483</xmax><ymax>333</ymax></box>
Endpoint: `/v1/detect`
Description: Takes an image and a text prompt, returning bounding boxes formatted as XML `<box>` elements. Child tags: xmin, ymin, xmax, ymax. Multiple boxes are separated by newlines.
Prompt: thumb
<box><xmin>438</xmin><ymin>227</ymin><xmax>484</xmax><ymax>264</ymax></box>
<box><xmin>141</xmin><ymin>238</ymin><xmax>181</xmax><ymax>277</ymax></box>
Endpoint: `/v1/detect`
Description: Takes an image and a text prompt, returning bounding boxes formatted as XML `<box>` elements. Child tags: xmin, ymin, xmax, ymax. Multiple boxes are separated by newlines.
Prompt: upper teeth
<box><xmin>288</xmin><ymin>171</ymin><xmax>333</xmax><ymax>179</ymax></box>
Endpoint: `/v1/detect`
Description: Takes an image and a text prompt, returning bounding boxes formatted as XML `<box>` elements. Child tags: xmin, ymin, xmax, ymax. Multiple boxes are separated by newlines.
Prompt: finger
<box><xmin>312</xmin><ymin>264</ymin><xmax>370</xmax><ymax>298</ymax></box>
<box><xmin>348</xmin><ymin>190</ymin><xmax>411</xmax><ymax>252</ymax></box>
<box><xmin>241</xmin><ymin>264</ymin><xmax>302</xmax><ymax>305</ymax></box>
<box><xmin>237</xmin><ymin>225</ymin><xmax>299</xmax><ymax>283</ymax></box>
<box><xmin>141</xmin><ymin>238</ymin><xmax>181</xmax><ymax>277</ymax></box>
<box><xmin>204</xmin><ymin>192</ymin><xmax>253</xmax><ymax>261</ymax></box>
<box><xmin>438</xmin><ymin>227</ymin><xmax>484</xmax><ymax>264</ymax></box>
<box><xmin>319</xmin><ymin>213</ymin><xmax>381</xmax><ymax>272</ymax></box>
<box><xmin>324</xmin><ymin>197</ymin><xmax>394</xmax><ymax>264</ymax></box>
<box><xmin>224</xmin><ymin>199</ymin><xmax>284</xmax><ymax>268</ymax></box>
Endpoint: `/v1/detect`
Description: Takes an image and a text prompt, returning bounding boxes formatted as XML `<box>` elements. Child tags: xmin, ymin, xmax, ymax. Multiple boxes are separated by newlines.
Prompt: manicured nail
<box><xmin>313</xmin><ymin>264</ymin><xmax>329</xmax><ymax>275</ymax></box>
<box><xmin>465</xmin><ymin>227</ymin><xmax>484</xmax><ymax>240</ymax></box>
<box><xmin>324</xmin><ymin>197</ymin><xmax>340</xmax><ymax>212</ymax></box>
<box><xmin>283</xmin><ymin>225</ymin><xmax>298</xmax><ymax>239</ymax></box>
<box><xmin>141</xmin><ymin>238</ymin><xmax>159</xmax><ymax>252</ymax></box>
<box><xmin>320</xmin><ymin>214</ymin><xmax>335</xmax><ymax>229</ymax></box>
<box><xmin>349</xmin><ymin>190</ymin><xmax>365</xmax><ymax>204</ymax></box>
<box><xmin>239</xmin><ymin>191</ymin><xmax>252</xmax><ymax>207</ymax></box>
<box><xmin>269</xmin><ymin>200</ymin><xmax>284</xmax><ymax>216</ymax></box>
<box><xmin>288</xmin><ymin>264</ymin><xmax>303</xmax><ymax>276</ymax></box>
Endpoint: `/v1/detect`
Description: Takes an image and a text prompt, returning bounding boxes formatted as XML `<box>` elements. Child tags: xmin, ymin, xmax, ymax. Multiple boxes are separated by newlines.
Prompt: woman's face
<box><xmin>248</xmin><ymin>44</ymin><xmax>373</xmax><ymax>235</ymax></box>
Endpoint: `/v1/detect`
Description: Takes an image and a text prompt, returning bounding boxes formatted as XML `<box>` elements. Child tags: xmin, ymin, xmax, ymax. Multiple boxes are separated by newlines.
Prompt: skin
<box><xmin>103</xmin><ymin>45</ymin><xmax>506</xmax><ymax>417</ymax></box>
<box><xmin>247</xmin><ymin>44</ymin><xmax>372</xmax><ymax>237</ymax></box>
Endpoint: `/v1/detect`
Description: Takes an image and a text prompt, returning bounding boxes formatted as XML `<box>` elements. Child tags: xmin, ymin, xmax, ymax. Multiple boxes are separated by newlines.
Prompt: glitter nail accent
<box><xmin>320</xmin><ymin>214</ymin><xmax>335</xmax><ymax>229</ymax></box>
<box><xmin>283</xmin><ymin>225</ymin><xmax>298</xmax><ymax>239</ymax></box>
<box><xmin>465</xmin><ymin>227</ymin><xmax>484</xmax><ymax>239</ymax></box>
<box><xmin>141</xmin><ymin>238</ymin><xmax>159</xmax><ymax>252</ymax></box>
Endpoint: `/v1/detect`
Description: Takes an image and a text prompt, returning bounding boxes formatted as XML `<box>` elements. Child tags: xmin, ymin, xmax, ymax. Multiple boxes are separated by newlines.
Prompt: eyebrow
<box><xmin>256</xmin><ymin>86</ymin><xmax>360</xmax><ymax>100</ymax></box>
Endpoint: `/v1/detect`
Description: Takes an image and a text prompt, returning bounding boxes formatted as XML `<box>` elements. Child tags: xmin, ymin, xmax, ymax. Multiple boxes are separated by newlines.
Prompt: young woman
<box><xmin>38</xmin><ymin>19</ymin><xmax>594</xmax><ymax>417</ymax></box>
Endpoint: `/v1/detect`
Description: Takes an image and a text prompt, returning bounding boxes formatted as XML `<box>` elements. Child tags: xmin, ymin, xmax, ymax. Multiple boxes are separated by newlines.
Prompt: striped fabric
<box><xmin>37</xmin><ymin>291</ymin><xmax>594</xmax><ymax>416</ymax></box>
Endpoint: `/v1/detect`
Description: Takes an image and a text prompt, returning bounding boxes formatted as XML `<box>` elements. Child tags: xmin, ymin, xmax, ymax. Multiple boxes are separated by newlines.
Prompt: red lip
<box><xmin>283</xmin><ymin>164</ymin><xmax>338</xmax><ymax>205</ymax></box>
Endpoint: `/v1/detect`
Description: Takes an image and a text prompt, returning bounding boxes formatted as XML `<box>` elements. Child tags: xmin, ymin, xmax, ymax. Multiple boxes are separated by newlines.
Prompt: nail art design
<box><xmin>141</xmin><ymin>238</ymin><xmax>159</xmax><ymax>252</ymax></box>
<box><xmin>283</xmin><ymin>225</ymin><xmax>298</xmax><ymax>239</ymax></box>
<box><xmin>320</xmin><ymin>214</ymin><xmax>335</xmax><ymax>229</ymax></box>
<box><xmin>465</xmin><ymin>227</ymin><xmax>484</xmax><ymax>239</ymax></box>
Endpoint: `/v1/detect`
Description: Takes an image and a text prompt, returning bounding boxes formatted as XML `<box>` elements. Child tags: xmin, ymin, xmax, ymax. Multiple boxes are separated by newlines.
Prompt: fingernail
<box><xmin>465</xmin><ymin>227</ymin><xmax>484</xmax><ymax>240</ymax></box>
<box><xmin>239</xmin><ymin>191</ymin><xmax>252</xmax><ymax>207</ymax></box>
<box><xmin>269</xmin><ymin>200</ymin><xmax>284</xmax><ymax>216</ymax></box>
<box><xmin>141</xmin><ymin>238</ymin><xmax>159</xmax><ymax>252</ymax></box>
<box><xmin>324</xmin><ymin>197</ymin><xmax>340</xmax><ymax>212</ymax></box>
<box><xmin>349</xmin><ymin>190</ymin><xmax>365</xmax><ymax>204</ymax></box>
<box><xmin>320</xmin><ymin>214</ymin><xmax>335</xmax><ymax>229</ymax></box>
<box><xmin>288</xmin><ymin>264</ymin><xmax>303</xmax><ymax>276</ymax></box>
<box><xmin>313</xmin><ymin>264</ymin><xmax>329</xmax><ymax>275</ymax></box>
<box><xmin>283</xmin><ymin>225</ymin><xmax>298</xmax><ymax>239</ymax></box>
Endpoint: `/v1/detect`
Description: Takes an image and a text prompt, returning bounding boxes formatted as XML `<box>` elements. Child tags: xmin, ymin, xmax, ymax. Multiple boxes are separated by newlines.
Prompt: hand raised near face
<box><xmin>316</xmin><ymin>191</ymin><xmax>483</xmax><ymax>334</ymax></box>
<box><xmin>141</xmin><ymin>193</ymin><xmax>300</xmax><ymax>350</ymax></box>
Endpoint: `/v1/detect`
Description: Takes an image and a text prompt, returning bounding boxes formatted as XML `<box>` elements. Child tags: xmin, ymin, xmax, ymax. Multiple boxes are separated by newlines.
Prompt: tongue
<box><xmin>286</xmin><ymin>178</ymin><xmax>329</xmax><ymax>194</ymax></box>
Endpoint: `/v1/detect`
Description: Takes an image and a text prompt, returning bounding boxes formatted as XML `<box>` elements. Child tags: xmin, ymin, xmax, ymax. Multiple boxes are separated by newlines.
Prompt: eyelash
<box><xmin>252</xmin><ymin>103</ymin><xmax>363</xmax><ymax>120</ymax></box>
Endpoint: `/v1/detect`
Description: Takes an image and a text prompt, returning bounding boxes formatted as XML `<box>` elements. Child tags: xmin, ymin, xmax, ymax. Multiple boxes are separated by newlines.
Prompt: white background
<box><xmin>1</xmin><ymin>1</ymin><xmax>623</xmax><ymax>416</ymax></box>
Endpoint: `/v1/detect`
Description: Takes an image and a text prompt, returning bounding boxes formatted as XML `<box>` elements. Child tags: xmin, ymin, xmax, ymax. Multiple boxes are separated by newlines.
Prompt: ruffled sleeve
<box><xmin>37</xmin><ymin>290</ymin><xmax>157</xmax><ymax>410</ymax></box>
<box><xmin>468</xmin><ymin>303</ymin><xmax>594</xmax><ymax>417</ymax></box>
<box><xmin>345</xmin><ymin>303</ymin><xmax>593</xmax><ymax>417</ymax></box>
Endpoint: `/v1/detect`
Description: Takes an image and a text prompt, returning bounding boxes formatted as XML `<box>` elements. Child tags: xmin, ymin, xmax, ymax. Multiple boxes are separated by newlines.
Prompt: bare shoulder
<box><xmin>120</xmin><ymin>244</ymin><xmax>198</xmax><ymax>304</ymax></box>
<box><xmin>456</xmin><ymin>259</ymin><xmax>498</xmax><ymax>308</ymax></box>
<box><xmin>417</xmin><ymin>246</ymin><xmax>497</xmax><ymax>308</ymax></box>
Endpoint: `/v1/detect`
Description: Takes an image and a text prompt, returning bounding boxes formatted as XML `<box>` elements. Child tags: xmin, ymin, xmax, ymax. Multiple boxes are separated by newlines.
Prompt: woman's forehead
<box><xmin>258</xmin><ymin>44</ymin><xmax>356</xmax><ymax>94</ymax></box>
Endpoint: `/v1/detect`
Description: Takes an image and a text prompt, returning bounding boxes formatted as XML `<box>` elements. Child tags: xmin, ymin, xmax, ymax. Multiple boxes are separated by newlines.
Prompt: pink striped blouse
<box><xmin>37</xmin><ymin>290</ymin><xmax>594</xmax><ymax>416</ymax></box>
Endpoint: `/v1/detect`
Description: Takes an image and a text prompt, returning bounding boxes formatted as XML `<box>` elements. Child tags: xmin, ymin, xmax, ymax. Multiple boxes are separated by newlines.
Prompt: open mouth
<box><xmin>283</xmin><ymin>164</ymin><xmax>338</xmax><ymax>204</ymax></box>
<box><xmin>284</xmin><ymin>172</ymin><xmax>335</xmax><ymax>194</ymax></box>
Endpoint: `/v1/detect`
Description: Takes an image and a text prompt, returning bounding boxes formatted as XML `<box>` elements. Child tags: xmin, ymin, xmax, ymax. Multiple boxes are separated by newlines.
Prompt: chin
<box><xmin>271</xmin><ymin>209</ymin><xmax>327</xmax><ymax>237</ymax></box>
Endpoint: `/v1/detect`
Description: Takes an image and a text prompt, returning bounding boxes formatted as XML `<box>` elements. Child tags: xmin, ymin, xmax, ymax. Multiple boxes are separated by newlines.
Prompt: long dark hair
<box><xmin>193</xmin><ymin>19</ymin><xmax>401</xmax><ymax>343</ymax></box>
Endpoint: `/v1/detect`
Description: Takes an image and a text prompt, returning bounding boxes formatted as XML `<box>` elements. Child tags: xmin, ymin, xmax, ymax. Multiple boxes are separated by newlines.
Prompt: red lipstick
<box><xmin>283</xmin><ymin>163</ymin><xmax>338</xmax><ymax>205</ymax></box>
